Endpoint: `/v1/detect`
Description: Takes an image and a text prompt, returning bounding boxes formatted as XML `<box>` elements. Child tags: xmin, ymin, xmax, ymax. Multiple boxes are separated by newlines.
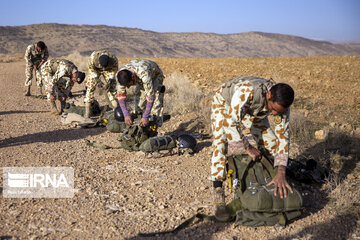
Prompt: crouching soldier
<box><xmin>24</xmin><ymin>41</ymin><xmax>49</xmax><ymax>96</ymax></box>
<box><xmin>84</xmin><ymin>50</ymin><xmax>119</xmax><ymax>118</ymax></box>
<box><xmin>116</xmin><ymin>59</ymin><xmax>165</xmax><ymax>127</ymax></box>
<box><xmin>41</xmin><ymin>59</ymin><xmax>85</xmax><ymax>114</ymax></box>
<box><xmin>209</xmin><ymin>76</ymin><xmax>294</xmax><ymax>221</ymax></box>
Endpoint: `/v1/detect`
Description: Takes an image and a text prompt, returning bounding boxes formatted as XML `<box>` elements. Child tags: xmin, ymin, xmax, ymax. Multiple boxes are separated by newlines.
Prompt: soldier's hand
<box><xmin>61</xmin><ymin>96</ymin><xmax>67</xmax><ymax>102</ymax></box>
<box><xmin>49</xmin><ymin>94</ymin><xmax>55</xmax><ymax>101</ymax></box>
<box><xmin>139</xmin><ymin>118</ymin><xmax>149</xmax><ymax>127</ymax></box>
<box><xmin>266</xmin><ymin>165</ymin><xmax>293</xmax><ymax>199</ymax></box>
<box><xmin>125</xmin><ymin>116</ymin><xmax>133</xmax><ymax>126</ymax></box>
<box><xmin>245</xmin><ymin>145</ymin><xmax>262</xmax><ymax>161</ymax></box>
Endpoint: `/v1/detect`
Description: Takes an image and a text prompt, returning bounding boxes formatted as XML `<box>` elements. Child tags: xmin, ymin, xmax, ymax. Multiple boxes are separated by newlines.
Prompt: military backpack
<box><xmin>226</xmin><ymin>154</ymin><xmax>303</xmax><ymax>226</ymax></box>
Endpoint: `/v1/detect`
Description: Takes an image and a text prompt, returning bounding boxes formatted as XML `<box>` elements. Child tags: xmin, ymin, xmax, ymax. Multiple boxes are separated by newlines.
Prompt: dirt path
<box><xmin>0</xmin><ymin>60</ymin><xmax>359</xmax><ymax>240</ymax></box>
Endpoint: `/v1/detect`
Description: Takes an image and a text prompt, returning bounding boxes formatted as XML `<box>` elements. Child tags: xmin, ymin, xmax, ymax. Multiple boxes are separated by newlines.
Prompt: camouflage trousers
<box><xmin>24</xmin><ymin>63</ymin><xmax>43</xmax><ymax>87</ymax></box>
<box><xmin>209</xmin><ymin>93</ymin><xmax>277</xmax><ymax>181</ymax></box>
<box><xmin>84</xmin><ymin>69</ymin><xmax>118</xmax><ymax>104</ymax></box>
<box><xmin>135</xmin><ymin>86</ymin><xmax>164</xmax><ymax>116</ymax></box>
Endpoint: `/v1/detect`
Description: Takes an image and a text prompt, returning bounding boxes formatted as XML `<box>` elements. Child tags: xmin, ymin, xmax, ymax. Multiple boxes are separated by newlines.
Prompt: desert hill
<box><xmin>1</xmin><ymin>23</ymin><xmax>360</xmax><ymax>57</ymax></box>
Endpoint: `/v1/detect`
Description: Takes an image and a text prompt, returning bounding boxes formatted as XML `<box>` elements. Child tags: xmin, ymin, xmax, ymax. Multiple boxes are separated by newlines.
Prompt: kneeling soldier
<box><xmin>209</xmin><ymin>76</ymin><xmax>294</xmax><ymax>221</ymax></box>
<box><xmin>41</xmin><ymin>59</ymin><xmax>85</xmax><ymax>114</ymax></box>
<box><xmin>84</xmin><ymin>50</ymin><xmax>119</xmax><ymax>117</ymax></box>
<box><xmin>116</xmin><ymin>59</ymin><xmax>165</xmax><ymax>127</ymax></box>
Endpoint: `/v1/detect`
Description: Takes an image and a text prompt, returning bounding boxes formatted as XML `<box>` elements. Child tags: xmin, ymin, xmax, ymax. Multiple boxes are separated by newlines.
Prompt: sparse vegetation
<box><xmin>163</xmin><ymin>72</ymin><xmax>205</xmax><ymax>114</ymax></box>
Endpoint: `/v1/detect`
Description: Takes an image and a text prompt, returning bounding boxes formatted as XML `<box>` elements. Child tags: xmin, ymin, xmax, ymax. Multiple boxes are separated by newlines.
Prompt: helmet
<box><xmin>99</xmin><ymin>54</ymin><xmax>110</xmax><ymax>67</ymax></box>
<box><xmin>75</xmin><ymin>71</ymin><xmax>86</xmax><ymax>84</ymax></box>
<box><xmin>177</xmin><ymin>134</ymin><xmax>197</xmax><ymax>150</ymax></box>
<box><xmin>114</xmin><ymin>106</ymin><xmax>124</xmax><ymax>121</ymax></box>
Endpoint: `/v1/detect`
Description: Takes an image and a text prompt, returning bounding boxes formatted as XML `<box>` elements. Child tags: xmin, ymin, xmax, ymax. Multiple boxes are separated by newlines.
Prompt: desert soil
<box><xmin>0</xmin><ymin>56</ymin><xmax>360</xmax><ymax>240</ymax></box>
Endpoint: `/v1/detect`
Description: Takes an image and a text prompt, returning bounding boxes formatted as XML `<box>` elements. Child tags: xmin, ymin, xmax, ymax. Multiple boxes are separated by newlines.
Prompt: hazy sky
<box><xmin>0</xmin><ymin>0</ymin><xmax>359</xmax><ymax>42</ymax></box>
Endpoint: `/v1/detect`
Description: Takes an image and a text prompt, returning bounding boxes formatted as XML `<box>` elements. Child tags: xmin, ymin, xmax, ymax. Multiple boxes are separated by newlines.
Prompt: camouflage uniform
<box><xmin>84</xmin><ymin>50</ymin><xmax>118</xmax><ymax>104</ymax></box>
<box><xmin>117</xmin><ymin>59</ymin><xmax>165</xmax><ymax>116</ymax></box>
<box><xmin>210</xmin><ymin>77</ymin><xmax>290</xmax><ymax>181</ymax></box>
<box><xmin>24</xmin><ymin>44</ymin><xmax>49</xmax><ymax>87</ymax></box>
<box><xmin>41</xmin><ymin>59</ymin><xmax>77</xmax><ymax>100</ymax></box>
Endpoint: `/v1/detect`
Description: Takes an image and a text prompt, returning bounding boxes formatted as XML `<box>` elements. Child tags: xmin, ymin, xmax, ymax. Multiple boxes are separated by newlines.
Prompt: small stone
<box><xmin>304</xmin><ymin>110</ymin><xmax>309</xmax><ymax>117</ymax></box>
<box><xmin>347</xmin><ymin>174</ymin><xmax>355</xmax><ymax>180</ymax></box>
<box><xmin>314</xmin><ymin>129</ymin><xmax>328</xmax><ymax>140</ymax></box>
<box><xmin>106</xmin><ymin>205</ymin><xmax>119</xmax><ymax>213</ymax></box>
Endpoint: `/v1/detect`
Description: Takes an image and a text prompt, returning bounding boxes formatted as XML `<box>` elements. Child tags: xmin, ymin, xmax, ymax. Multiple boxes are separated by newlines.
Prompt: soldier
<box><xmin>84</xmin><ymin>50</ymin><xmax>118</xmax><ymax>118</ymax></box>
<box><xmin>209</xmin><ymin>76</ymin><xmax>294</xmax><ymax>221</ymax></box>
<box><xmin>24</xmin><ymin>41</ymin><xmax>49</xmax><ymax>96</ymax></box>
<box><xmin>41</xmin><ymin>59</ymin><xmax>85</xmax><ymax>114</ymax></box>
<box><xmin>116</xmin><ymin>59</ymin><xmax>165</xmax><ymax>127</ymax></box>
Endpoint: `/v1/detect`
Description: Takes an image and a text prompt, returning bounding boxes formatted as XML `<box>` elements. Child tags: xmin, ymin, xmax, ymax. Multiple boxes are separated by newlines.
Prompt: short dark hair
<box><xmin>117</xmin><ymin>70</ymin><xmax>133</xmax><ymax>86</ymax></box>
<box><xmin>269</xmin><ymin>83</ymin><xmax>294</xmax><ymax>108</ymax></box>
<box><xmin>36</xmin><ymin>41</ymin><xmax>46</xmax><ymax>50</ymax></box>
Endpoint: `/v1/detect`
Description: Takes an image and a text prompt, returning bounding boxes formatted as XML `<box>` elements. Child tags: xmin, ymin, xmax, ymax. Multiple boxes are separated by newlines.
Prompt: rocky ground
<box><xmin>0</xmin><ymin>56</ymin><xmax>360</xmax><ymax>239</ymax></box>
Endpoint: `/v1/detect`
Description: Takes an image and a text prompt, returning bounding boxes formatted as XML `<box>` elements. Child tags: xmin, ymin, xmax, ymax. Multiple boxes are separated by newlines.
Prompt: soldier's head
<box><xmin>266</xmin><ymin>83</ymin><xmax>294</xmax><ymax>115</ymax></box>
<box><xmin>71</xmin><ymin>70</ymin><xmax>86</xmax><ymax>84</ymax></box>
<box><xmin>36</xmin><ymin>41</ymin><xmax>46</xmax><ymax>52</ymax></box>
<box><xmin>99</xmin><ymin>54</ymin><xmax>110</xmax><ymax>68</ymax></box>
<box><xmin>117</xmin><ymin>70</ymin><xmax>136</xmax><ymax>88</ymax></box>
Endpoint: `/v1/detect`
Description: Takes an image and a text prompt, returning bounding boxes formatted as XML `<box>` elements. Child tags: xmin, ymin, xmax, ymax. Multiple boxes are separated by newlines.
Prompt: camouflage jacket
<box><xmin>118</xmin><ymin>59</ymin><xmax>164</xmax><ymax>99</ymax></box>
<box><xmin>217</xmin><ymin>76</ymin><xmax>290</xmax><ymax>167</ymax></box>
<box><xmin>24</xmin><ymin>44</ymin><xmax>49</xmax><ymax>64</ymax></box>
<box><xmin>42</xmin><ymin>59</ymin><xmax>77</xmax><ymax>94</ymax></box>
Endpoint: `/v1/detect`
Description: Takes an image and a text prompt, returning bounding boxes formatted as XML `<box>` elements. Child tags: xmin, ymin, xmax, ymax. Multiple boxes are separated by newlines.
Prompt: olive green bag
<box><xmin>118</xmin><ymin>124</ymin><xmax>158</xmax><ymax>151</ymax></box>
<box><xmin>226</xmin><ymin>154</ymin><xmax>303</xmax><ymax>226</ymax></box>
<box><xmin>139</xmin><ymin>135</ymin><xmax>177</xmax><ymax>153</ymax></box>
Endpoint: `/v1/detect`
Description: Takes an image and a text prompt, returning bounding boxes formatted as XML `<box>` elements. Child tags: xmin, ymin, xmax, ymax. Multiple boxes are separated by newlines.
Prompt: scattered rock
<box><xmin>314</xmin><ymin>129</ymin><xmax>329</xmax><ymax>140</ymax></box>
<box><xmin>106</xmin><ymin>205</ymin><xmax>120</xmax><ymax>213</ymax></box>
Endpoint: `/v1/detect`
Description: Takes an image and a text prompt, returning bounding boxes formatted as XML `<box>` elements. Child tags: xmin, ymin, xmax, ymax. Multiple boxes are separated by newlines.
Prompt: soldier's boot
<box><xmin>84</xmin><ymin>102</ymin><xmax>91</xmax><ymax>118</ymax></box>
<box><xmin>49</xmin><ymin>101</ymin><xmax>59</xmax><ymax>115</ymax></box>
<box><xmin>60</xmin><ymin>101</ymin><xmax>66</xmax><ymax>114</ymax></box>
<box><xmin>24</xmin><ymin>86</ymin><xmax>31</xmax><ymax>96</ymax></box>
<box><xmin>213</xmin><ymin>187</ymin><xmax>231</xmax><ymax>222</ymax></box>
<box><xmin>37</xmin><ymin>87</ymin><xmax>43</xmax><ymax>96</ymax></box>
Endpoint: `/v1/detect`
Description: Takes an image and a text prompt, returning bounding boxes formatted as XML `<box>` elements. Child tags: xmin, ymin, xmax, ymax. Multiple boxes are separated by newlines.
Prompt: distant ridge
<box><xmin>1</xmin><ymin>23</ymin><xmax>359</xmax><ymax>57</ymax></box>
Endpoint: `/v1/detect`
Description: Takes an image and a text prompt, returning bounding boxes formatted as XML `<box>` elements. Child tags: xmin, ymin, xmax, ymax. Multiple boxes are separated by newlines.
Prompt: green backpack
<box><xmin>139</xmin><ymin>135</ymin><xmax>177</xmax><ymax>153</ymax></box>
<box><xmin>118</xmin><ymin>124</ymin><xmax>158</xmax><ymax>151</ymax></box>
<box><xmin>226</xmin><ymin>154</ymin><xmax>303</xmax><ymax>226</ymax></box>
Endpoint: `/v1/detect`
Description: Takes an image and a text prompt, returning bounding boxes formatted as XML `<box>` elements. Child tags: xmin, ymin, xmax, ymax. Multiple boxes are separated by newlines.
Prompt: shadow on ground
<box><xmin>271</xmin><ymin>213</ymin><xmax>359</xmax><ymax>240</ymax></box>
<box><xmin>282</xmin><ymin>131</ymin><xmax>360</xmax><ymax>239</ymax></box>
<box><xmin>0</xmin><ymin>110</ymin><xmax>47</xmax><ymax>115</ymax></box>
<box><xmin>125</xmin><ymin>221</ymin><xmax>231</xmax><ymax>240</ymax></box>
<box><xmin>0</xmin><ymin>127</ymin><xmax>106</xmax><ymax>148</ymax></box>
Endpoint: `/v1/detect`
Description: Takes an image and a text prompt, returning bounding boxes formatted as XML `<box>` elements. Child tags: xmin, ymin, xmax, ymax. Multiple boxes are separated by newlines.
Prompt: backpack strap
<box><xmin>261</xmin><ymin>157</ymin><xmax>277</xmax><ymax>178</ymax></box>
<box><xmin>233</xmin><ymin>155</ymin><xmax>253</xmax><ymax>193</ymax></box>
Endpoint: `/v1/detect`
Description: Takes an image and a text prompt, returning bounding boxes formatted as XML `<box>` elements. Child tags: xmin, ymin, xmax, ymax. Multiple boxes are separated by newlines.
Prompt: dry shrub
<box><xmin>0</xmin><ymin>53</ymin><xmax>23</xmax><ymax>63</ymax></box>
<box><xmin>61</xmin><ymin>51</ymin><xmax>89</xmax><ymax>72</ymax></box>
<box><xmin>289</xmin><ymin>111</ymin><xmax>315</xmax><ymax>150</ymax></box>
<box><xmin>163</xmin><ymin>72</ymin><xmax>205</xmax><ymax>114</ymax></box>
<box><xmin>325</xmin><ymin>175</ymin><xmax>360</xmax><ymax>215</ymax></box>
